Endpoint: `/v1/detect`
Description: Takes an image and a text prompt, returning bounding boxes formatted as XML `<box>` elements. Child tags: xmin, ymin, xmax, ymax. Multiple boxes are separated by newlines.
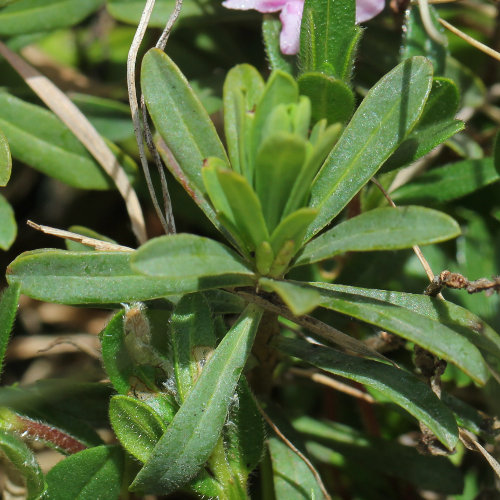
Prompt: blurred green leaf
<box><xmin>131</xmin><ymin>305</ymin><xmax>262</xmax><ymax>494</ymax></box>
<box><xmin>295</xmin><ymin>206</ymin><xmax>460</xmax><ymax>266</ymax></box>
<box><xmin>46</xmin><ymin>445</ymin><xmax>123</xmax><ymax>500</ymax></box>
<box><xmin>0</xmin><ymin>283</ymin><xmax>20</xmax><ymax>379</ymax></box>
<box><xmin>109</xmin><ymin>395</ymin><xmax>167</xmax><ymax>463</ymax></box>
<box><xmin>277</xmin><ymin>336</ymin><xmax>459</xmax><ymax>450</ymax></box>
<box><xmin>298</xmin><ymin>72</ymin><xmax>354</xmax><ymax>124</ymax></box>
<box><xmin>444</xmin><ymin>57</ymin><xmax>485</xmax><ymax>109</ymax></box>
<box><xmin>0</xmin><ymin>128</ymin><xmax>11</xmax><ymax>186</ymax></box>
<box><xmin>0</xmin><ymin>193</ymin><xmax>16</xmax><ymax>250</ymax></box>
<box><xmin>0</xmin><ymin>429</ymin><xmax>46</xmax><ymax>499</ymax></box>
<box><xmin>307</xmin><ymin>57</ymin><xmax>433</xmax><ymax>240</ymax></box>
<box><xmin>0</xmin><ymin>0</ymin><xmax>103</xmax><ymax>35</ymax></box>
<box><xmin>262</xmin><ymin>16</ymin><xmax>294</xmax><ymax>74</ymax></box>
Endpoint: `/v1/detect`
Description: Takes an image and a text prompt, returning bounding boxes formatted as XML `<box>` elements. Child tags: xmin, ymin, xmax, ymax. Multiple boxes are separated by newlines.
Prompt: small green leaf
<box><xmin>262</xmin><ymin>16</ymin><xmax>295</xmax><ymax>74</ymax></box>
<box><xmin>46</xmin><ymin>445</ymin><xmax>124</xmax><ymax>500</ymax></box>
<box><xmin>0</xmin><ymin>128</ymin><xmax>11</xmax><ymax>186</ymax></box>
<box><xmin>295</xmin><ymin>206</ymin><xmax>460</xmax><ymax>266</ymax></box>
<box><xmin>203</xmin><ymin>166</ymin><xmax>269</xmax><ymax>251</ymax></box>
<box><xmin>392</xmin><ymin>158</ymin><xmax>500</xmax><ymax>204</ymax></box>
<box><xmin>109</xmin><ymin>395</ymin><xmax>167</xmax><ymax>463</ymax></box>
<box><xmin>130</xmin><ymin>305</ymin><xmax>263</xmax><ymax>495</ymax></box>
<box><xmin>0</xmin><ymin>193</ymin><xmax>16</xmax><ymax>250</ymax></box>
<box><xmin>0</xmin><ymin>429</ymin><xmax>46</xmax><ymax>499</ymax></box>
<box><xmin>307</xmin><ymin>57</ymin><xmax>433</xmax><ymax>240</ymax></box>
<box><xmin>298</xmin><ymin>72</ymin><xmax>354</xmax><ymax>124</ymax></box>
<box><xmin>170</xmin><ymin>293</ymin><xmax>216</xmax><ymax>402</ymax></box>
<box><xmin>311</xmin><ymin>284</ymin><xmax>490</xmax><ymax>385</ymax></box>
<box><xmin>7</xmin><ymin>249</ymin><xmax>253</xmax><ymax>304</ymax></box>
<box><xmin>0</xmin><ymin>0</ymin><xmax>103</xmax><ymax>35</ymax></box>
<box><xmin>277</xmin><ymin>336</ymin><xmax>459</xmax><ymax>450</ymax></box>
<box><xmin>259</xmin><ymin>277</ymin><xmax>322</xmax><ymax>316</ymax></box>
<box><xmin>255</xmin><ymin>133</ymin><xmax>307</xmax><ymax>231</ymax></box>
<box><xmin>131</xmin><ymin>233</ymin><xmax>255</xmax><ymax>279</ymax></box>
<box><xmin>0</xmin><ymin>283</ymin><xmax>20</xmax><ymax>380</ymax></box>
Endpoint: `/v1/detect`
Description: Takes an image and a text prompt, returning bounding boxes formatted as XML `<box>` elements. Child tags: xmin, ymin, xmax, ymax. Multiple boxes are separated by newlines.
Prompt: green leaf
<box><xmin>0</xmin><ymin>429</ymin><xmax>46</xmax><ymax>499</ymax></box>
<box><xmin>223</xmin><ymin>64</ymin><xmax>265</xmax><ymax>177</ymax></box>
<box><xmin>142</xmin><ymin>48</ymin><xmax>229</xmax><ymax>196</ymax></box>
<box><xmin>255</xmin><ymin>133</ymin><xmax>307</xmax><ymax>231</ymax></box>
<box><xmin>392</xmin><ymin>158</ymin><xmax>500</xmax><ymax>204</ymax></box>
<box><xmin>295</xmin><ymin>206</ymin><xmax>460</xmax><ymax>266</ymax></box>
<box><xmin>310</xmin><ymin>284</ymin><xmax>490</xmax><ymax>385</ymax></box>
<box><xmin>132</xmin><ymin>233</ymin><xmax>254</xmax><ymax>279</ymax></box>
<box><xmin>7</xmin><ymin>248</ymin><xmax>253</xmax><ymax>304</ymax></box>
<box><xmin>262</xmin><ymin>16</ymin><xmax>295</xmax><ymax>74</ymax></box>
<box><xmin>259</xmin><ymin>277</ymin><xmax>322</xmax><ymax>316</ymax></box>
<box><xmin>203</xmin><ymin>165</ymin><xmax>269</xmax><ymax>251</ymax></box>
<box><xmin>65</xmin><ymin>225</ymin><xmax>118</xmax><ymax>252</ymax></box>
<box><xmin>299</xmin><ymin>0</ymin><xmax>361</xmax><ymax>81</ymax></box>
<box><xmin>170</xmin><ymin>293</ymin><xmax>216</xmax><ymax>403</ymax></box>
<box><xmin>401</xmin><ymin>5</ymin><xmax>447</xmax><ymax>74</ymax></box>
<box><xmin>298</xmin><ymin>72</ymin><xmax>354</xmax><ymax>124</ymax></box>
<box><xmin>277</xmin><ymin>336</ymin><xmax>459</xmax><ymax>450</ymax></box>
<box><xmin>109</xmin><ymin>395</ymin><xmax>167</xmax><ymax>463</ymax></box>
<box><xmin>306</xmin><ymin>57</ymin><xmax>433</xmax><ymax>240</ymax></box>
<box><xmin>0</xmin><ymin>128</ymin><xmax>11</xmax><ymax>186</ymax></box>
<box><xmin>46</xmin><ymin>445</ymin><xmax>124</xmax><ymax>500</ymax></box>
<box><xmin>444</xmin><ymin>57</ymin><xmax>485</xmax><ymax>109</ymax></box>
<box><xmin>0</xmin><ymin>93</ymin><xmax>131</xmax><ymax>190</ymax></box>
<box><xmin>0</xmin><ymin>0</ymin><xmax>103</xmax><ymax>35</ymax></box>
<box><xmin>130</xmin><ymin>305</ymin><xmax>263</xmax><ymax>495</ymax></box>
<box><xmin>0</xmin><ymin>283</ymin><xmax>20</xmax><ymax>380</ymax></box>
<box><xmin>0</xmin><ymin>193</ymin><xmax>16</xmax><ymax>250</ymax></box>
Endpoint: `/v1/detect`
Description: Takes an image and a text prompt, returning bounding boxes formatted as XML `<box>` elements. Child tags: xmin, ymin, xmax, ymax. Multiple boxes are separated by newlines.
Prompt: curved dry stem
<box><xmin>156</xmin><ymin>0</ymin><xmax>184</xmax><ymax>50</ymax></box>
<box><xmin>418</xmin><ymin>0</ymin><xmax>448</xmax><ymax>44</ymax></box>
<box><xmin>0</xmin><ymin>41</ymin><xmax>147</xmax><ymax>244</ymax></box>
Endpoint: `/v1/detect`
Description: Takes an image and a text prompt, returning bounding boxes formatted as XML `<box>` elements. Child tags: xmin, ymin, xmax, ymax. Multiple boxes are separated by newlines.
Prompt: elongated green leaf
<box><xmin>444</xmin><ymin>57</ymin><xmax>485</xmax><ymax>109</ymax></box>
<box><xmin>295</xmin><ymin>206</ymin><xmax>460</xmax><ymax>266</ymax></box>
<box><xmin>0</xmin><ymin>93</ymin><xmax>133</xmax><ymax>190</ymax></box>
<box><xmin>277</xmin><ymin>336</ymin><xmax>458</xmax><ymax>449</ymax></box>
<box><xmin>294</xmin><ymin>417</ymin><xmax>463</xmax><ymax>494</ymax></box>
<box><xmin>223</xmin><ymin>64</ymin><xmax>265</xmax><ymax>176</ymax></box>
<box><xmin>7</xmin><ymin>248</ymin><xmax>254</xmax><ymax>304</ymax></box>
<box><xmin>170</xmin><ymin>293</ymin><xmax>216</xmax><ymax>402</ymax></box>
<box><xmin>0</xmin><ymin>429</ymin><xmax>46</xmax><ymax>499</ymax></box>
<box><xmin>0</xmin><ymin>129</ymin><xmax>11</xmax><ymax>186</ymax></box>
<box><xmin>262</xmin><ymin>16</ymin><xmax>295</xmax><ymax>74</ymax></box>
<box><xmin>418</xmin><ymin>78</ymin><xmax>460</xmax><ymax>126</ymax></box>
<box><xmin>255</xmin><ymin>133</ymin><xmax>307</xmax><ymax>231</ymax></box>
<box><xmin>298</xmin><ymin>72</ymin><xmax>354</xmax><ymax>124</ymax></box>
<box><xmin>132</xmin><ymin>233</ymin><xmax>254</xmax><ymax>279</ymax></box>
<box><xmin>142</xmin><ymin>49</ymin><xmax>229</xmax><ymax>196</ymax></box>
<box><xmin>46</xmin><ymin>445</ymin><xmax>123</xmax><ymax>500</ymax></box>
<box><xmin>0</xmin><ymin>193</ymin><xmax>16</xmax><ymax>250</ymax></box>
<box><xmin>203</xmin><ymin>166</ymin><xmax>269</xmax><ymax>251</ymax></box>
<box><xmin>0</xmin><ymin>0</ymin><xmax>103</xmax><ymax>35</ymax></box>
<box><xmin>309</xmin><ymin>284</ymin><xmax>489</xmax><ymax>384</ymax></box>
<box><xmin>259</xmin><ymin>277</ymin><xmax>322</xmax><ymax>316</ymax></box>
<box><xmin>109</xmin><ymin>395</ymin><xmax>167</xmax><ymax>463</ymax></box>
<box><xmin>392</xmin><ymin>158</ymin><xmax>500</xmax><ymax>204</ymax></box>
<box><xmin>307</xmin><ymin>57</ymin><xmax>433</xmax><ymax>240</ymax></box>
<box><xmin>131</xmin><ymin>305</ymin><xmax>263</xmax><ymax>494</ymax></box>
<box><xmin>299</xmin><ymin>0</ymin><xmax>360</xmax><ymax>81</ymax></box>
<box><xmin>0</xmin><ymin>283</ymin><xmax>20</xmax><ymax>379</ymax></box>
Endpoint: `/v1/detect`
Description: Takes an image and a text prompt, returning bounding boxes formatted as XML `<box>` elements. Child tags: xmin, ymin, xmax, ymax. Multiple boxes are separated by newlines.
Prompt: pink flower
<box><xmin>222</xmin><ymin>0</ymin><xmax>385</xmax><ymax>55</ymax></box>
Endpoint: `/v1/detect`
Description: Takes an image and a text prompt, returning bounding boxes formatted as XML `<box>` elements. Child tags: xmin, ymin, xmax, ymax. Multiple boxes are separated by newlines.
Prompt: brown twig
<box><xmin>425</xmin><ymin>270</ymin><xmax>500</xmax><ymax>297</ymax></box>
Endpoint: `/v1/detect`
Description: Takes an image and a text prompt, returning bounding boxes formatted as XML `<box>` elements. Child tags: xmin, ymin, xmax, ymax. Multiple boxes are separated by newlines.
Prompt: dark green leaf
<box><xmin>0</xmin><ymin>283</ymin><xmax>20</xmax><ymax>379</ymax></box>
<box><xmin>0</xmin><ymin>0</ymin><xmax>103</xmax><ymax>35</ymax></box>
<box><xmin>298</xmin><ymin>72</ymin><xmax>354</xmax><ymax>124</ymax></box>
<box><xmin>130</xmin><ymin>305</ymin><xmax>263</xmax><ymax>495</ymax></box>
<box><xmin>277</xmin><ymin>336</ymin><xmax>458</xmax><ymax>449</ymax></box>
<box><xmin>392</xmin><ymin>158</ymin><xmax>500</xmax><ymax>204</ymax></box>
<box><xmin>262</xmin><ymin>16</ymin><xmax>294</xmax><ymax>74</ymax></box>
<box><xmin>0</xmin><ymin>193</ymin><xmax>16</xmax><ymax>250</ymax></box>
<box><xmin>444</xmin><ymin>57</ymin><xmax>485</xmax><ymax>109</ymax></box>
<box><xmin>7</xmin><ymin>249</ymin><xmax>253</xmax><ymax>304</ymax></box>
<box><xmin>306</xmin><ymin>57</ymin><xmax>433</xmax><ymax>240</ymax></box>
<box><xmin>46</xmin><ymin>445</ymin><xmax>123</xmax><ymax>500</ymax></box>
<box><xmin>295</xmin><ymin>206</ymin><xmax>460</xmax><ymax>266</ymax></box>
<box><xmin>0</xmin><ymin>429</ymin><xmax>46</xmax><ymax>499</ymax></box>
<box><xmin>109</xmin><ymin>395</ymin><xmax>167</xmax><ymax>463</ymax></box>
<box><xmin>0</xmin><ymin>128</ymin><xmax>11</xmax><ymax>185</ymax></box>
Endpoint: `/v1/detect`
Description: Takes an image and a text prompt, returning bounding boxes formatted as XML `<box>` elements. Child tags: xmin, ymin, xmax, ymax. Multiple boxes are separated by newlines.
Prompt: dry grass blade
<box><xmin>460</xmin><ymin>428</ymin><xmax>500</xmax><ymax>479</ymax></box>
<box><xmin>0</xmin><ymin>41</ymin><xmax>147</xmax><ymax>244</ymax></box>
<box><xmin>27</xmin><ymin>220</ymin><xmax>133</xmax><ymax>252</ymax></box>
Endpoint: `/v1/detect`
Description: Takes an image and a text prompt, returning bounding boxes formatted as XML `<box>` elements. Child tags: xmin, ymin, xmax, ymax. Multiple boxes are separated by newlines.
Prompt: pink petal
<box><xmin>222</xmin><ymin>0</ymin><xmax>287</xmax><ymax>12</ymax></box>
<box><xmin>356</xmin><ymin>0</ymin><xmax>385</xmax><ymax>23</ymax></box>
<box><xmin>279</xmin><ymin>0</ymin><xmax>304</xmax><ymax>55</ymax></box>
